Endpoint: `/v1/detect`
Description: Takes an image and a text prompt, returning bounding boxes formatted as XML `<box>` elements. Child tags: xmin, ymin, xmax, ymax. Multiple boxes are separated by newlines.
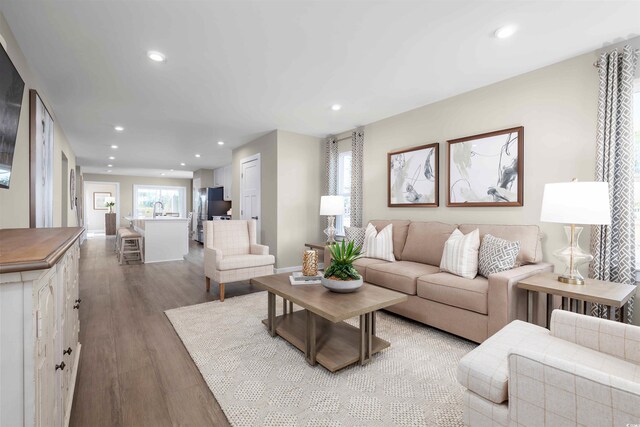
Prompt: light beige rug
<box><xmin>165</xmin><ymin>291</ymin><xmax>476</xmax><ymax>427</ymax></box>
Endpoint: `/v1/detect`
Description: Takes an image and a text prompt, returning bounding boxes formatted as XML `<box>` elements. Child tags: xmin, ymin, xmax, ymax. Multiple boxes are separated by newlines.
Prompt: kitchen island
<box><xmin>124</xmin><ymin>216</ymin><xmax>189</xmax><ymax>263</ymax></box>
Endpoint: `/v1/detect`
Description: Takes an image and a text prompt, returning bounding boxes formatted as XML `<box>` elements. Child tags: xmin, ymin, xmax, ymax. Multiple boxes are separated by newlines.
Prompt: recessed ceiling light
<box><xmin>217</xmin><ymin>141</ymin><xmax>224</xmax><ymax>146</ymax></box>
<box><xmin>107</xmin><ymin>164</ymin><xmax>113</xmax><ymax>167</ymax></box>
<box><xmin>147</xmin><ymin>50</ymin><xmax>166</xmax><ymax>62</ymax></box>
<box><xmin>114</xmin><ymin>126</ymin><xmax>124</xmax><ymax>132</ymax></box>
<box><xmin>494</xmin><ymin>25</ymin><xmax>517</xmax><ymax>39</ymax></box>
<box><xmin>108</xmin><ymin>156</ymin><xmax>115</xmax><ymax>160</ymax></box>
<box><xmin>170</xmin><ymin>169</ymin><xmax>174</xmax><ymax>171</ymax></box>
<box><xmin>180</xmin><ymin>162</ymin><xmax>186</xmax><ymax>166</ymax></box>
<box><xmin>111</xmin><ymin>145</ymin><xmax>118</xmax><ymax>149</ymax></box>
<box><xmin>107</xmin><ymin>170</ymin><xmax>112</xmax><ymax>173</ymax></box>
<box><xmin>161</xmin><ymin>173</ymin><xmax>165</xmax><ymax>176</ymax></box>
<box><xmin>331</xmin><ymin>104</ymin><xmax>342</xmax><ymax>111</ymax></box>
<box><xmin>195</xmin><ymin>154</ymin><xmax>201</xmax><ymax>158</ymax></box>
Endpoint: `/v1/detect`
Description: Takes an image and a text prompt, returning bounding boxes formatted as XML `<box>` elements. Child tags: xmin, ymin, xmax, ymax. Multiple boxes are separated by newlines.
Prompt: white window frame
<box><xmin>133</xmin><ymin>184</ymin><xmax>187</xmax><ymax>218</ymax></box>
<box><xmin>336</xmin><ymin>150</ymin><xmax>352</xmax><ymax>236</ymax></box>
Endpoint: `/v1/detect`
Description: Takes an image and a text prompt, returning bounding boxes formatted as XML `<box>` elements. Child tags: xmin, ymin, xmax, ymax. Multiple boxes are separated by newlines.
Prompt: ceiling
<box><xmin>1</xmin><ymin>1</ymin><xmax>639</xmax><ymax>177</ymax></box>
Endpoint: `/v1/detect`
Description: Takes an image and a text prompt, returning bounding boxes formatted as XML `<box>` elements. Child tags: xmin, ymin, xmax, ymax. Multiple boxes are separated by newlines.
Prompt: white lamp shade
<box><xmin>540</xmin><ymin>182</ymin><xmax>611</xmax><ymax>225</ymax></box>
<box><xmin>320</xmin><ymin>195</ymin><xmax>344</xmax><ymax>216</ymax></box>
<box><xmin>104</xmin><ymin>196</ymin><xmax>116</xmax><ymax>205</ymax></box>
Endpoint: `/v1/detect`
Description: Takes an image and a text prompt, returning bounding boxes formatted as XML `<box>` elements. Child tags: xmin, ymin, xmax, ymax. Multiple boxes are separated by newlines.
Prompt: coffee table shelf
<box><xmin>262</xmin><ymin>311</ymin><xmax>390</xmax><ymax>372</ymax></box>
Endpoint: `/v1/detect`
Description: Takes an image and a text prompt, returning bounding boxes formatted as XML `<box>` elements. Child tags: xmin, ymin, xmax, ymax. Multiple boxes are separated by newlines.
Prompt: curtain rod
<box><xmin>331</xmin><ymin>131</ymin><xmax>363</xmax><ymax>143</ymax></box>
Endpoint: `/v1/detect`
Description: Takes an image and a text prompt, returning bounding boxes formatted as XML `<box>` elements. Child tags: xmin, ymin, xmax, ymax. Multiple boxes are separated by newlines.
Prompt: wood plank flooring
<box><xmin>70</xmin><ymin>237</ymin><xmax>261</xmax><ymax>426</ymax></box>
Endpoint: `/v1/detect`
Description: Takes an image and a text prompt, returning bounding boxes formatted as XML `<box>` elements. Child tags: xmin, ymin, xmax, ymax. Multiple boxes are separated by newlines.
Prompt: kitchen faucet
<box><xmin>152</xmin><ymin>201</ymin><xmax>164</xmax><ymax>218</ymax></box>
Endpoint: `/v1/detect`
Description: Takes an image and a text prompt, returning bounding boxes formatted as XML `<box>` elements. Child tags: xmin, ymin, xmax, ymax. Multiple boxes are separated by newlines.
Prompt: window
<box><xmin>336</xmin><ymin>151</ymin><xmax>352</xmax><ymax>236</ymax></box>
<box><xmin>133</xmin><ymin>185</ymin><xmax>187</xmax><ymax>218</ymax></box>
<box><xmin>634</xmin><ymin>84</ymin><xmax>640</xmax><ymax>267</ymax></box>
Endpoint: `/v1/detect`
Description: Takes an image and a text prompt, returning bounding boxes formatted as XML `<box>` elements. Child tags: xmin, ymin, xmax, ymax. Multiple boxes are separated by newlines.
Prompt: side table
<box><xmin>517</xmin><ymin>272</ymin><xmax>636</xmax><ymax>327</ymax></box>
<box><xmin>105</xmin><ymin>212</ymin><xmax>117</xmax><ymax>235</ymax></box>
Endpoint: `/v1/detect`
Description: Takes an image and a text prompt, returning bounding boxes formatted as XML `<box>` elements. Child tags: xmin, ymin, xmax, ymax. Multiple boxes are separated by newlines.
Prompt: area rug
<box><xmin>165</xmin><ymin>292</ymin><xmax>476</xmax><ymax>427</ymax></box>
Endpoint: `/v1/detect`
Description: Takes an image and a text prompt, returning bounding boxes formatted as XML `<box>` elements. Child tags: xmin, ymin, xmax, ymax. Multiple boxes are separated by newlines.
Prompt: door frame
<box><xmin>83</xmin><ymin>181</ymin><xmax>120</xmax><ymax>233</ymax></box>
<box><xmin>239</xmin><ymin>153</ymin><xmax>261</xmax><ymax>242</ymax></box>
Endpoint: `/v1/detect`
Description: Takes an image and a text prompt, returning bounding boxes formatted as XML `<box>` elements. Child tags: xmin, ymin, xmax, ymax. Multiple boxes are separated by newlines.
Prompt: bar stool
<box><xmin>118</xmin><ymin>229</ymin><xmax>144</xmax><ymax>264</ymax></box>
<box><xmin>115</xmin><ymin>227</ymin><xmax>131</xmax><ymax>253</ymax></box>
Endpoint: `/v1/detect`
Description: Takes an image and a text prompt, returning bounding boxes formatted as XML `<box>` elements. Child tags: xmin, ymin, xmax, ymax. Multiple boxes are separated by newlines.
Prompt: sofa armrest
<box><xmin>250</xmin><ymin>244</ymin><xmax>269</xmax><ymax>255</ymax></box>
<box><xmin>550</xmin><ymin>309</ymin><xmax>640</xmax><ymax>364</ymax></box>
<box><xmin>204</xmin><ymin>247</ymin><xmax>223</xmax><ymax>277</ymax></box>
<box><xmin>487</xmin><ymin>262</ymin><xmax>553</xmax><ymax>337</ymax></box>
<box><xmin>508</xmin><ymin>348</ymin><xmax>640</xmax><ymax>425</ymax></box>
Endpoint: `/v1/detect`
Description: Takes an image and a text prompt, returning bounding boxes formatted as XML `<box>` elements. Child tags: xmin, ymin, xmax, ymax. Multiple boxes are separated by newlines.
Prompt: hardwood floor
<box><xmin>70</xmin><ymin>237</ymin><xmax>261</xmax><ymax>426</ymax></box>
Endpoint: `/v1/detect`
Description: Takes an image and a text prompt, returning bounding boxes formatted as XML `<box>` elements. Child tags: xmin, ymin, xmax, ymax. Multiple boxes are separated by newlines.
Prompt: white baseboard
<box><xmin>275</xmin><ymin>263</ymin><xmax>324</xmax><ymax>274</ymax></box>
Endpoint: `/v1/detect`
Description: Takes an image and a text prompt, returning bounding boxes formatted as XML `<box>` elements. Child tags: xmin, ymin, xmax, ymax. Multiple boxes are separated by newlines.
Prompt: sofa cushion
<box><xmin>417</xmin><ymin>272</ymin><xmax>488</xmax><ymax>314</ymax></box>
<box><xmin>352</xmin><ymin>257</ymin><xmax>389</xmax><ymax>277</ymax></box>
<box><xmin>457</xmin><ymin>318</ymin><xmax>640</xmax><ymax>405</ymax></box>
<box><xmin>439</xmin><ymin>228</ymin><xmax>480</xmax><ymax>279</ymax></box>
<box><xmin>217</xmin><ymin>254</ymin><xmax>275</xmax><ymax>271</ymax></box>
<box><xmin>369</xmin><ymin>220</ymin><xmax>411</xmax><ymax>261</ymax></box>
<box><xmin>401</xmin><ymin>221</ymin><xmax>458</xmax><ymax>266</ymax></box>
<box><xmin>366</xmin><ymin>261</ymin><xmax>439</xmax><ymax>295</ymax></box>
<box><xmin>458</xmin><ymin>224</ymin><xmax>543</xmax><ymax>265</ymax></box>
<box><xmin>478</xmin><ymin>234</ymin><xmax>520</xmax><ymax>277</ymax></box>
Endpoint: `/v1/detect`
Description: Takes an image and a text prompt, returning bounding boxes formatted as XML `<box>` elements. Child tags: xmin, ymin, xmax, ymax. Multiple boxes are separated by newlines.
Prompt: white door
<box><xmin>240</xmin><ymin>156</ymin><xmax>261</xmax><ymax>242</ymax></box>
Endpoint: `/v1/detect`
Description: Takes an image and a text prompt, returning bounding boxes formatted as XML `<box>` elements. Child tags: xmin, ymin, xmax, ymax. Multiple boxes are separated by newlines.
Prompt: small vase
<box><xmin>302</xmin><ymin>250</ymin><xmax>318</xmax><ymax>276</ymax></box>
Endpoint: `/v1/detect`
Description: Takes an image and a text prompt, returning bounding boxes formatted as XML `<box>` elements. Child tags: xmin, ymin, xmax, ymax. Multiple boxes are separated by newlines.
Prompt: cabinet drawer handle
<box><xmin>75</xmin><ymin>299</ymin><xmax>82</xmax><ymax>303</ymax></box>
<box><xmin>73</xmin><ymin>304</ymin><xmax>80</xmax><ymax>309</ymax></box>
<box><xmin>55</xmin><ymin>361</ymin><xmax>66</xmax><ymax>371</ymax></box>
<box><xmin>63</xmin><ymin>347</ymin><xmax>72</xmax><ymax>355</ymax></box>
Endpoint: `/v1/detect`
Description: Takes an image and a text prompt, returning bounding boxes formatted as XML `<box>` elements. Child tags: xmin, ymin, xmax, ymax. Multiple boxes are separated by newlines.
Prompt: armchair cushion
<box><xmin>216</xmin><ymin>254</ymin><xmax>275</xmax><ymax>271</ymax></box>
<box><xmin>250</xmin><ymin>244</ymin><xmax>270</xmax><ymax>256</ymax></box>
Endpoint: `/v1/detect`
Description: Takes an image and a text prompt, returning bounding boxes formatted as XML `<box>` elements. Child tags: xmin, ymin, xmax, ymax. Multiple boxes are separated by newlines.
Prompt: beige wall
<box><xmin>232</xmin><ymin>131</ymin><xmax>278</xmax><ymax>258</ymax></box>
<box><xmin>276</xmin><ymin>130</ymin><xmax>324</xmax><ymax>268</ymax></box>
<box><xmin>83</xmin><ymin>181</ymin><xmax>117</xmax><ymax>232</ymax></box>
<box><xmin>83</xmin><ymin>174</ymin><xmax>192</xmax><ymax>223</ymax></box>
<box><xmin>360</xmin><ymin>52</ymin><xmax>600</xmax><ymax>274</ymax></box>
<box><xmin>0</xmin><ymin>12</ymin><xmax>78</xmax><ymax>229</ymax></box>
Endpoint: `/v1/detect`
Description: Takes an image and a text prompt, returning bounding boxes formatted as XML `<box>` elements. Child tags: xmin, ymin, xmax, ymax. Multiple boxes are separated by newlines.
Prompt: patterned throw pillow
<box><xmin>362</xmin><ymin>223</ymin><xmax>395</xmax><ymax>262</ymax></box>
<box><xmin>439</xmin><ymin>229</ymin><xmax>480</xmax><ymax>279</ymax></box>
<box><xmin>344</xmin><ymin>226</ymin><xmax>366</xmax><ymax>249</ymax></box>
<box><xmin>478</xmin><ymin>234</ymin><xmax>520</xmax><ymax>277</ymax></box>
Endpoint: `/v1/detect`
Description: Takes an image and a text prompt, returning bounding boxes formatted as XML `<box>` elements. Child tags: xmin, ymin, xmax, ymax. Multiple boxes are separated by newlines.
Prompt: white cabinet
<box><xmin>213</xmin><ymin>164</ymin><xmax>233</xmax><ymax>201</ymax></box>
<box><xmin>0</xmin><ymin>228</ymin><xmax>82</xmax><ymax>427</ymax></box>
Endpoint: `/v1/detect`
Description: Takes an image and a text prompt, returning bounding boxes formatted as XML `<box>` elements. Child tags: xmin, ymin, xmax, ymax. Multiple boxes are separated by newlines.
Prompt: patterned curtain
<box><xmin>351</xmin><ymin>129</ymin><xmax>364</xmax><ymax>227</ymax></box>
<box><xmin>590</xmin><ymin>45</ymin><xmax>638</xmax><ymax>323</ymax></box>
<box><xmin>325</xmin><ymin>137</ymin><xmax>338</xmax><ymax>228</ymax></box>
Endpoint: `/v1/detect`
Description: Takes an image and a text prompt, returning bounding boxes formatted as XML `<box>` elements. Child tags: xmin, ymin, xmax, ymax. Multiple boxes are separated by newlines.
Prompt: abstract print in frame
<box><xmin>30</xmin><ymin>89</ymin><xmax>54</xmax><ymax>227</ymax></box>
<box><xmin>388</xmin><ymin>143</ymin><xmax>439</xmax><ymax>207</ymax></box>
<box><xmin>447</xmin><ymin>126</ymin><xmax>523</xmax><ymax>207</ymax></box>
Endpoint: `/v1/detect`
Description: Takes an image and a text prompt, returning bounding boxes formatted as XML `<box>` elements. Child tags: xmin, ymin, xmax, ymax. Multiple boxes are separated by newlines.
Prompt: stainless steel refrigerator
<box><xmin>195</xmin><ymin>187</ymin><xmax>232</xmax><ymax>243</ymax></box>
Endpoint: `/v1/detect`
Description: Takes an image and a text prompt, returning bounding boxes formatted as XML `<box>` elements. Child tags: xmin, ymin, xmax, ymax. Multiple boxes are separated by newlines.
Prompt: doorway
<box><xmin>240</xmin><ymin>154</ymin><xmax>261</xmax><ymax>242</ymax></box>
<box><xmin>83</xmin><ymin>181</ymin><xmax>119</xmax><ymax>234</ymax></box>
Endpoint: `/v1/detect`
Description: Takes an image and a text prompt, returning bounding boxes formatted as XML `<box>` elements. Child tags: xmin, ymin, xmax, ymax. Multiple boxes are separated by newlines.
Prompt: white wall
<box><xmin>83</xmin><ymin>182</ymin><xmax>117</xmax><ymax>232</ymax></box>
<box><xmin>0</xmin><ymin>12</ymin><xmax>78</xmax><ymax>229</ymax></box>
<box><xmin>359</xmin><ymin>52</ymin><xmax>599</xmax><ymax>274</ymax></box>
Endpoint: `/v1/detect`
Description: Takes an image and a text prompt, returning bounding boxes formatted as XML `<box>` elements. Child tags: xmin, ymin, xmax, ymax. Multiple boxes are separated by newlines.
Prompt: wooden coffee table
<box><xmin>251</xmin><ymin>273</ymin><xmax>408</xmax><ymax>372</ymax></box>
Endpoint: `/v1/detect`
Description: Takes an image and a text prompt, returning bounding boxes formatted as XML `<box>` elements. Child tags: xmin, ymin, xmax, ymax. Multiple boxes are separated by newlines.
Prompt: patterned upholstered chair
<box><xmin>203</xmin><ymin>220</ymin><xmax>275</xmax><ymax>301</ymax></box>
<box><xmin>457</xmin><ymin>309</ymin><xmax>640</xmax><ymax>426</ymax></box>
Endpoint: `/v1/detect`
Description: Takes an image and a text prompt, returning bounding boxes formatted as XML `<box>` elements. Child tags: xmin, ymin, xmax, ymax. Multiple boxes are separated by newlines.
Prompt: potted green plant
<box><xmin>321</xmin><ymin>240</ymin><xmax>364</xmax><ymax>293</ymax></box>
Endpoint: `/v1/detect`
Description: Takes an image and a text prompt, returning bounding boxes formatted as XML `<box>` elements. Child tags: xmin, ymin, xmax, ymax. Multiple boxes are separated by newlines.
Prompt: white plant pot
<box><xmin>321</xmin><ymin>276</ymin><xmax>363</xmax><ymax>293</ymax></box>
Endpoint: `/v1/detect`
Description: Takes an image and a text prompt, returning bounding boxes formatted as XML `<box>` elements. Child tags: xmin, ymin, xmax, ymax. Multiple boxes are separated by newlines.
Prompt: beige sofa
<box><xmin>347</xmin><ymin>220</ymin><xmax>553</xmax><ymax>343</ymax></box>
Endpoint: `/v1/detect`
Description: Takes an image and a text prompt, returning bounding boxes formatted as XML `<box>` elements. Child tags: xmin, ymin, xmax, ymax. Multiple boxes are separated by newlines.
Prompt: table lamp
<box><xmin>320</xmin><ymin>195</ymin><xmax>344</xmax><ymax>244</ymax></box>
<box><xmin>540</xmin><ymin>180</ymin><xmax>611</xmax><ymax>285</ymax></box>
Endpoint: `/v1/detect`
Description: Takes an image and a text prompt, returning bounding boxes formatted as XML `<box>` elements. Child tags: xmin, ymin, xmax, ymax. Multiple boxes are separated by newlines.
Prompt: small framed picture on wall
<box><xmin>447</xmin><ymin>126</ymin><xmax>523</xmax><ymax>207</ymax></box>
<box><xmin>93</xmin><ymin>192</ymin><xmax>111</xmax><ymax>210</ymax></box>
<box><xmin>388</xmin><ymin>143</ymin><xmax>439</xmax><ymax>207</ymax></box>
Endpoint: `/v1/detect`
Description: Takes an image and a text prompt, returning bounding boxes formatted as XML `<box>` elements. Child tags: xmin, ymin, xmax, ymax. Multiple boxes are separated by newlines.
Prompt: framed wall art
<box><xmin>93</xmin><ymin>192</ymin><xmax>111</xmax><ymax>210</ymax></box>
<box><xmin>447</xmin><ymin>126</ymin><xmax>523</xmax><ymax>207</ymax></box>
<box><xmin>29</xmin><ymin>89</ymin><xmax>54</xmax><ymax>227</ymax></box>
<box><xmin>388</xmin><ymin>143</ymin><xmax>439</xmax><ymax>207</ymax></box>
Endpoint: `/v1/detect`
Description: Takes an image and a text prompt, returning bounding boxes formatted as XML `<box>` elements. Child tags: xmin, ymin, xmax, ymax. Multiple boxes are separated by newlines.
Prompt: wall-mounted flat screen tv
<box><xmin>0</xmin><ymin>45</ymin><xmax>25</xmax><ymax>189</ymax></box>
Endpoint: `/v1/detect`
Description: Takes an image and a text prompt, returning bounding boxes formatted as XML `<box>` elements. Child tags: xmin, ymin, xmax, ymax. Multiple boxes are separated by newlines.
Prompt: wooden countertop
<box><xmin>0</xmin><ymin>227</ymin><xmax>84</xmax><ymax>274</ymax></box>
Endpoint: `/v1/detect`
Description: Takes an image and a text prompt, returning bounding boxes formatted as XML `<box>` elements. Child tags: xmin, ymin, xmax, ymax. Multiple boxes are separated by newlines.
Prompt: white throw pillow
<box><xmin>440</xmin><ymin>228</ymin><xmax>480</xmax><ymax>279</ymax></box>
<box><xmin>362</xmin><ymin>223</ymin><xmax>395</xmax><ymax>262</ymax></box>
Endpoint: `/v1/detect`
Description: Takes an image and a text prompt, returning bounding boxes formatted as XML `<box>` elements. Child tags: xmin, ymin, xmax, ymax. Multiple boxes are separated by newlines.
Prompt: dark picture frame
<box><xmin>93</xmin><ymin>192</ymin><xmax>111</xmax><ymax>210</ymax></box>
<box><xmin>447</xmin><ymin>126</ymin><xmax>524</xmax><ymax>207</ymax></box>
<box><xmin>388</xmin><ymin>142</ymin><xmax>439</xmax><ymax>207</ymax></box>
